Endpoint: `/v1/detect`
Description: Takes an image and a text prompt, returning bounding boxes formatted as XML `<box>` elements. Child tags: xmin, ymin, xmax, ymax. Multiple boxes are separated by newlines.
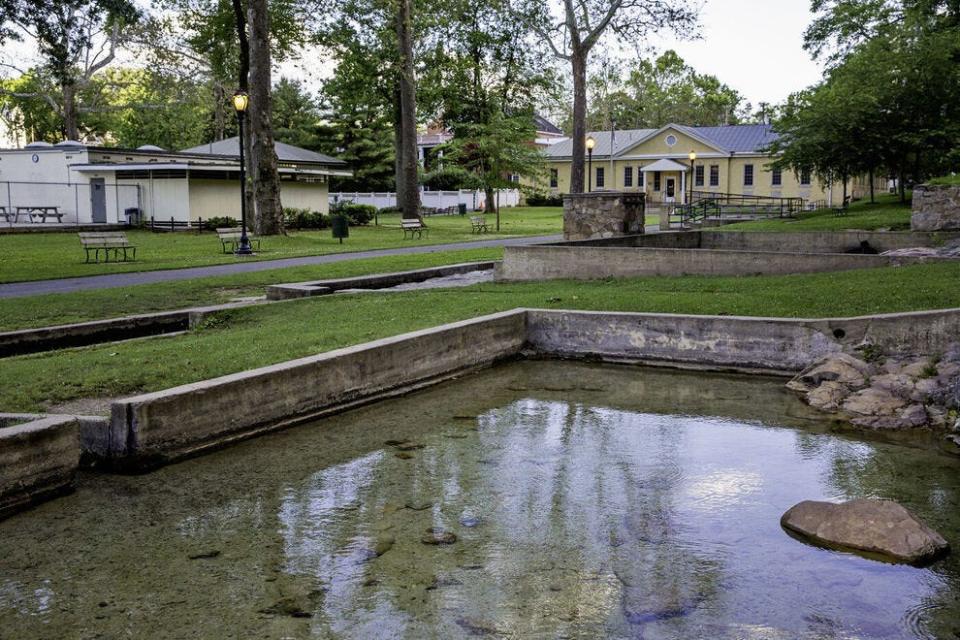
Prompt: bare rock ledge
<box><xmin>781</xmin><ymin>498</ymin><xmax>949</xmax><ymax>565</ymax></box>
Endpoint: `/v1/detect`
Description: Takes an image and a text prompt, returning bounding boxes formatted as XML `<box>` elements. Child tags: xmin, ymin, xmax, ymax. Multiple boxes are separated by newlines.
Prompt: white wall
<box><xmin>187</xmin><ymin>178</ymin><xmax>330</xmax><ymax>221</ymax></box>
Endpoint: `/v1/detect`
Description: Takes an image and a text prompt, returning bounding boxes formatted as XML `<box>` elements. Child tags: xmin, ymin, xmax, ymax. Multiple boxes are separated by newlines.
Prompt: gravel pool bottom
<box><xmin>2</xmin><ymin>361</ymin><xmax>960</xmax><ymax>639</ymax></box>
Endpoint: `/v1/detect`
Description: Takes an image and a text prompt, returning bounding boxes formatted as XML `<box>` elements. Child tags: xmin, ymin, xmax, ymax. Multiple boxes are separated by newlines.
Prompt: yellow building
<box><xmin>541</xmin><ymin>123</ymin><xmax>878</xmax><ymax>207</ymax></box>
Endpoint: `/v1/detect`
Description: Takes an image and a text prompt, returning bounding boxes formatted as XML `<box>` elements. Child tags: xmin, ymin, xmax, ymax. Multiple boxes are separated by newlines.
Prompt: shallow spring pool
<box><xmin>2</xmin><ymin>361</ymin><xmax>959</xmax><ymax>639</ymax></box>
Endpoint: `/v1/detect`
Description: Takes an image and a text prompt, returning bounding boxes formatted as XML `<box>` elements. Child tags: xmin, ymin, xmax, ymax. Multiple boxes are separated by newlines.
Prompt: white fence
<box><xmin>329</xmin><ymin>189</ymin><xmax>522</xmax><ymax>211</ymax></box>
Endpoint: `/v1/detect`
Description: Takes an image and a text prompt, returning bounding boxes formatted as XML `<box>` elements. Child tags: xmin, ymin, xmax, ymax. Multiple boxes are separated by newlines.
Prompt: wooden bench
<box><xmin>470</xmin><ymin>215</ymin><xmax>490</xmax><ymax>233</ymax></box>
<box><xmin>401</xmin><ymin>219</ymin><xmax>428</xmax><ymax>239</ymax></box>
<box><xmin>79</xmin><ymin>232</ymin><xmax>137</xmax><ymax>263</ymax></box>
<box><xmin>216</xmin><ymin>227</ymin><xmax>261</xmax><ymax>254</ymax></box>
<box><xmin>833</xmin><ymin>195</ymin><xmax>851</xmax><ymax>217</ymax></box>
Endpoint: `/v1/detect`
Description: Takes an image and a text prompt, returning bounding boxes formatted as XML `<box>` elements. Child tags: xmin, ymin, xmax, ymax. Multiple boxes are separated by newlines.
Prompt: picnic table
<box><xmin>8</xmin><ymin>206</ymin><xmax>64</xmax><ymax>223</ymax></box>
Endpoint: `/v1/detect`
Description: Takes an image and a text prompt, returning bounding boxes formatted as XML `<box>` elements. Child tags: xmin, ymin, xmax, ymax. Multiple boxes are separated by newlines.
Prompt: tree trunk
<box><xmin>869</xmin><ymin>168</ymin><xmax>875</xmax><ymax>203</ymax></box>
<box><xmin>247</xmin><ymin>0</ymin><xmax>284</xmax><ymax>235</ymax></box>
<box><xmin>569</xmin><ymin>50</ymin><xmax>587</xmax><ymax>194</ymax></box>
<box><xmin>213</xmin><ymin>84</ymin><xmax>226</xmax><ymax>141</ymax></box>
<box><xmin>393</xmin><ymin>91</ymin><xmax>406</xmax><ymax>208</ymax></box>
<box><xmin>396</xmin><ymin>0</ymin><xmax>420</xmax><ymax>218</ymax></box>
<box><xmin>231</xmin><ymin>0</ymin><xmax>256</xmax><ymax>231</ymax></box>
<box><xmin>62</xmin><ymin>83</ymin><xmax>79</xmax><ymax>140</ymax></box>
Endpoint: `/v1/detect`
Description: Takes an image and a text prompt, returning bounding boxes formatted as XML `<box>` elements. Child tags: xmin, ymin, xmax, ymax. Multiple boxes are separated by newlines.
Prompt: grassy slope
<box><xmin>721</xmin><ymin>194</ymin><xmax>912</xmax><ymax>232</ymax></box>
<box><xmin>0</xmin><ymin>207</ymin><xmax>562</xmax><ymax>284</ymax></box>
<box><xmin>3</xmin><ymin>261</ymin><xmax>960</xmax><ymax>412</ymax></box>
<box><xmin>0</xmin><ymin>248</ymin><xmax>504</xmax><ymax>331</ymax></box>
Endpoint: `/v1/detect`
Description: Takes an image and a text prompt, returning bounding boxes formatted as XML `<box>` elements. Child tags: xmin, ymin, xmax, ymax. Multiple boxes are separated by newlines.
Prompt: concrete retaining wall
<box><xmin>700</xmin><ymin>230</ymin><xmax>960</xmax><ymax>253</ymax></box>
<box><xmin>0</xmin><ymin>414</ymin><xmax>81</xmax><ymax>519</ymax></box>
<box><xmin>85</xmin><ymin>306</ymin><xmax>960</xmax><ymax>471</ymax></box>
<box><xmin>95</xmin><ymin>310</ymin><xmax>528</xmax><ymax>469</ymax></box>
<box><xmin>497</xmin><ymin>244</ymin><xmax>951</xmax><ymax>281</ymax></box>
<box><xmin>525</xmin><ymin>308</ymin><xmax>960</xmax><ymax>373</ymax></box>
<box><xmin>266</xmin><ymin>261</ymin><xmax>496</xmax><ymax>300</ymax></box>
<box><xmin>0</xmin><ymin>301</ymin><xmax>264</xmax><ymax>358</ymax></box>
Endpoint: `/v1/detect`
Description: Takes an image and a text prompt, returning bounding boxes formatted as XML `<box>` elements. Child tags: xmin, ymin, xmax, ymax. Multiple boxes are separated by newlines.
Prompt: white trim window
<box><xmin>596</xmin><ymin>166</ymin><xmax>605</xmax><ymax>188</ymax></box>
<box><xmin>744</xmin><ymin>164</ymin><xmax>754</xmax><ymax>187</ymax></box>
<box><xmin>623</xmin><ymin>166</ymin><xmax>633</xmax><ymax>188</ymax></box>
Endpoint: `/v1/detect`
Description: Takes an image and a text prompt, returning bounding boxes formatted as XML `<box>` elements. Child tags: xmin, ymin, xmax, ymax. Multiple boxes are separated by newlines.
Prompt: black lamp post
<box><xmin>233</xmin><ymin>90</ymin><xmax>253</xmax><ymax>255</ymax></box>
<box><xmin>586</xmin><ymin>135</ymin><xmax>596</xmax><ymax>192</ymax></box>
<box><xmin>688</xmin><ymin>150</ymin><xmax>697</xmax><ymax>205</ymax></box>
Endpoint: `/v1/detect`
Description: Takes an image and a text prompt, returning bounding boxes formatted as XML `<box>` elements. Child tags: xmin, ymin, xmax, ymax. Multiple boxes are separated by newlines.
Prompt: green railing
<box><xmin>688</xmin><ymin>190</ymin><xmax>804</xmax><ymax>218</ymax></box>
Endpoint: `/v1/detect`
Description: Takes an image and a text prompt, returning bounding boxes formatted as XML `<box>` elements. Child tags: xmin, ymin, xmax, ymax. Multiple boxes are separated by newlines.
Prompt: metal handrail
<box><xmin>688</xmin><ymin>190</ymin><xmax>804</xmax><ymax>217</ymax></box>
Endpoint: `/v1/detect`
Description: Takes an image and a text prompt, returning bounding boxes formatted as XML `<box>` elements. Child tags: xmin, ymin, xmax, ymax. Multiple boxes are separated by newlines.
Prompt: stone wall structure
<box><xmin>912</xmin><ymin>185</ymin><xmax>960</xmax><ymax>231</ymax></box>
<box><xmin>563</xmin><ymin>192</ymin><xmax>645</xmax><ymax>240</ymax></box>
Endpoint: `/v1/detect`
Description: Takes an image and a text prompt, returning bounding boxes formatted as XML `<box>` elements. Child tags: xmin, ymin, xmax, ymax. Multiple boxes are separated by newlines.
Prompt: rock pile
<box><xmin>787</xmin><ymin>348</ymin><xmax>960</xmax><ymax>430</ymax></box>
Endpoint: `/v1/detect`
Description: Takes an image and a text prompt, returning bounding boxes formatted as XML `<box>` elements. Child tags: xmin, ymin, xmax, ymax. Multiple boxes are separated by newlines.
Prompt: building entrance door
<box><xmin>664</xmin><ymin>177</ymin><xmax>676</xmax><ymax>202</ymax></box>
<box><xmin>90</xmin><ymin>178</ymin><xmax>107</xmax><ymax>223</ymax></box>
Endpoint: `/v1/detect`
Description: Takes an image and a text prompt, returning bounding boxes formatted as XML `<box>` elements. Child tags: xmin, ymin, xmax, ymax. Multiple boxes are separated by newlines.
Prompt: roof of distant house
<box><xmin>417</xmin><ymin>113</ymin><xmax>566</xmax><ymax>146</ymax></box>
<box><xmin>545</xmin><ymin>123</ymin><xmax>778</xmax><ymax>158</ymax></box>
<box><xmin>533</xmin><ymin>114</ymin><xmax>563</xmax><ymax>136</ymax></box>
<box><xmin>182</xmin><ymin>137</ymin><xmax>346</xmax><ymax>165</ymax></box>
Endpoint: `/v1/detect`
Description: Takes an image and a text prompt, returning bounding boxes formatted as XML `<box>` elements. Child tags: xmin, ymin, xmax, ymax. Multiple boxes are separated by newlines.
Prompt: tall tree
<box><xmin>573</xmin><ymin>50</ymin><xmax>746</xmax><ymax>131</ymax></box>
<box><xmin>443</xmin><ymin>110</ymin><xmax>543</xmax><ymax>230</ymax></box>
<box><xmin>1</xmin><ymin>0</ymin><xmax>140</xmax><ymax>140</ymax></box>
<box><xmin>523</xmin><ymin>0</ymin><xmax>698</xmax><ymax>193</ymax></box>
<box><xmin>247</xmin><ymin>0</ymin><xmax>283</xmax><ymax>234</ymax></box>
<box><xmin>395</xmin><ymin>0</ymin><xmax>419</xmax><ymax>217</ymax></box>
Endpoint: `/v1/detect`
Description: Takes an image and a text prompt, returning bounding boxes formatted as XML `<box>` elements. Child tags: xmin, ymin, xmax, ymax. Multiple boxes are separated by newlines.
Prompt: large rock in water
<box><xmin>781</xmin><ymin>498</ymin><xmax>949</xmax><ymax>565</ymax></box>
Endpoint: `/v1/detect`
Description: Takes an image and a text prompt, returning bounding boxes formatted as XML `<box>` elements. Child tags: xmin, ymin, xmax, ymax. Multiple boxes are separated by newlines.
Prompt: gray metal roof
<box><xmin>181</xmin><ymin>137</ymin><xmax>345</xmax><ymax>165</ymax></box>
<box><xmin>545</xmin><ymin>124</ymin><xmax>778</xmax><ymax>158</ymax></box>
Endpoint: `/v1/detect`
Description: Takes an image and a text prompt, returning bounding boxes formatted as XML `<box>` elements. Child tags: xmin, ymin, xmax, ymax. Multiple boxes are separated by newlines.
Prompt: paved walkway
<box><xmin>0</xmin><ymin>234</ymin><xmax>565</xmax><ymax>299</ymax></box>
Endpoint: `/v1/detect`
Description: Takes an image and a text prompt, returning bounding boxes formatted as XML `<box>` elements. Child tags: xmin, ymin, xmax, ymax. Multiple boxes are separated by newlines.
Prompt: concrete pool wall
<box><xmin>497</xmin><ymin>230</ymin><xmax>960</xmax><ymax>281</ymax></box>
<box><xmin>0</xmin><ymin>413</ymin><xmax>84</xmax><ymax>519</ymax></box>
<box><xmin>92</xmin><ymin>306</ymin><xmax>960</xmax><ymax>471</ymax></box>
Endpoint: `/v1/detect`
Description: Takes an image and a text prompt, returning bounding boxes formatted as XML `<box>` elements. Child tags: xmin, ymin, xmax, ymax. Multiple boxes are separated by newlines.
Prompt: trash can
<box><xmin>331</xmin><ymin>214</ymin><xmax>349</xmax><ymax>243</ymax></box>
<box><xmin>124</xmin><ymin>207</ymin><xmax>141</xmax><ymax>226</ymax></box>
<box><xmin>458</xmin><ymin>203</ymin><xmax>467</xmax><ymax>216</ymax></box>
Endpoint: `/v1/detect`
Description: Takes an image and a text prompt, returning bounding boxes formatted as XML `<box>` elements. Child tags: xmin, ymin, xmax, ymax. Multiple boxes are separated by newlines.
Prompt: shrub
<box><xmin>341</xmin><ymin>203</ymin><xmax>377</xmax><ymax>225</ymax></box>
<box><xmin>422</xmin><ymin>166</ymin><xmax>481</xmax><ymax>191</ymax></box>
<box><xmin>283</xmin><ymin>207</ymin><xmax>329</xmax><ymax>230</ymax></box>
<box><xmin>203</xmin><ymin>216</ymin><xmax>239</xmax><ymax>230</ymax></box>
<box><xmin>526</xmin><ymin>192</ymin><xmax>564</xmax><ymax>207</ymax></box>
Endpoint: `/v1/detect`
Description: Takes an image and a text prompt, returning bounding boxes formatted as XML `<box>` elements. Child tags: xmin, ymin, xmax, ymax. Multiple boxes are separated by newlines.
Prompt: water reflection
<box><xmin>0</xmin><ymin>361</ymin><xmax>959</xmax><ymax>639</ymax></box>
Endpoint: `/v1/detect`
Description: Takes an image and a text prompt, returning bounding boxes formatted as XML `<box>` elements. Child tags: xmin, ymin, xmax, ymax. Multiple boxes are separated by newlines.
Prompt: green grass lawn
<box><xmin>0</xmin><ymin>247</ymin><xmax>504</xmax><ymax>331</ymax></box>
<box><xmin>0</xmin><ymin>207</ymin><xmax>562</xmax><ymax>284</ymax></box>
<box><xmin>3</xmin><ymin>260</ymin><xmax>959</xmax><ymax>413</ymax></box>
<box><xmin>721</xmin><ymin>194</ymin><xmax>912</xmax><ymax>232</ymax></box>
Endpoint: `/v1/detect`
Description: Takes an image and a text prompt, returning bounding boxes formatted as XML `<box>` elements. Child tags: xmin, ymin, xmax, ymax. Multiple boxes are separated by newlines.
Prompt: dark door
<box><xmin>665</xmin><ymin>178</ymin><xmax>676</xmax><ymax>200</ymax></box>
<box><xmin>90</xmin><ymin>178</ymin><xmax>107</xmax><ymax>223</ymax></box>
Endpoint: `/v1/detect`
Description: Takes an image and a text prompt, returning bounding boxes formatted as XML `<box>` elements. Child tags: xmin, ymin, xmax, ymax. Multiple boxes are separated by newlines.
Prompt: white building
<box><xmin>0</xmin><ymin>138</ymin><xmax>349</xmax><ymax>224</ymax></box>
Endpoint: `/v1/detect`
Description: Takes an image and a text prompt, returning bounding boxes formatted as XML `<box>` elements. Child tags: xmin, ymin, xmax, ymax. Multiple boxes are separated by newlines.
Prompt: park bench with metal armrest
<box><xmin>470</xmin><ymin>215</ymin><xmax>490</xmax><ymax>233</ymax></box>
<box><xmin>216</xmin><ymin>227</ymin><xmax>261</xmax><ymax>254</ymax></box>
<box><xmin>833</xmin><ymin>195</ymin><xmax>851</xmax><ymax>217</ymax></box>
<box><xmin>78</xmin><ymin>232</ymin><xmax>137</xmax><ymax>263</ymax></box>
<box><xmin>401</xmin><ymin>218</ymin><xmax>429</xmax><ymax>239</ymax></box>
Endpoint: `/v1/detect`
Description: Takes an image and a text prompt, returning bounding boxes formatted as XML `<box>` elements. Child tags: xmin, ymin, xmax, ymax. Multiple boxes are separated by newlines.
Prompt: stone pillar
<box><xmin>563</xmin><ymin>192</ymin><xmax>646</xmax><ymax>240</ymax></box>
<box><xmin>912</xmin><ymin>185</ymin><xmax>960</xmax><ymax>231</ymax></box>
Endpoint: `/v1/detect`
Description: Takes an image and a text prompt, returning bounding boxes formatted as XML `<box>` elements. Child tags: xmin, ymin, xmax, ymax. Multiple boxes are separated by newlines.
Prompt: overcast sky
<box><xmin>650</xmin><ymin>0</ymin><xmax>825</xmax><ymax>106</ymax></box>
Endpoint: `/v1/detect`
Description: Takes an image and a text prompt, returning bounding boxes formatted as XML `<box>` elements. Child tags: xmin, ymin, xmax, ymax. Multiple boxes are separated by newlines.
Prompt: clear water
<box><xmin>2</xmin><ymin>361</ymin><xmax>960</xmax><ymax>639</ymax></box>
